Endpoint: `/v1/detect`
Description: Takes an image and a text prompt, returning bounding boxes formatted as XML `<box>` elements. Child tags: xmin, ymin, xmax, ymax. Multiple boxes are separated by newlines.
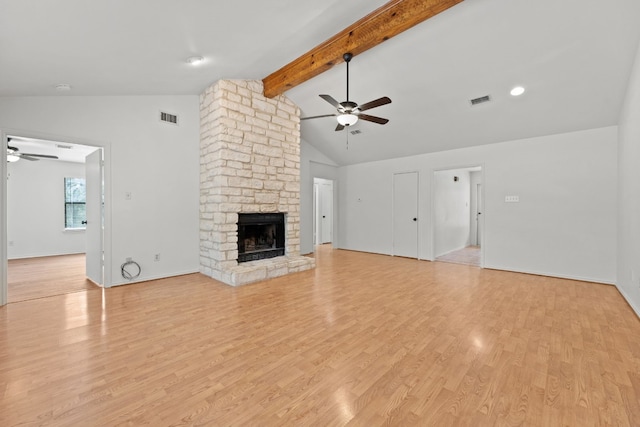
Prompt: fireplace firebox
<box><xmin>237</xmin><ymin>213</ymin><xmax>285</xmax><ymax>263</ymax></box>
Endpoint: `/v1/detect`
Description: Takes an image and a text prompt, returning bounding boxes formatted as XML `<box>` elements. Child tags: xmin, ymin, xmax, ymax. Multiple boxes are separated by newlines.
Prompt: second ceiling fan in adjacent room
<box><xmin>6</xmin><ymin>138</ymin><xmax>59</xmax><ymax>162</ymax></box>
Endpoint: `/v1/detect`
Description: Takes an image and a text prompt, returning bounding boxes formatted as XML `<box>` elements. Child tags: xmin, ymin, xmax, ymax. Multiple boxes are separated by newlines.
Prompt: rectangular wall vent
<box><xmin>470</xmin><ymin>95</ymin><xmax>491</xmax><ymax>106</ymax></box>
<box><xmin>160</xmin><ymin>111</ymin><xmax>179</xmax><ymax>125</ymax></box>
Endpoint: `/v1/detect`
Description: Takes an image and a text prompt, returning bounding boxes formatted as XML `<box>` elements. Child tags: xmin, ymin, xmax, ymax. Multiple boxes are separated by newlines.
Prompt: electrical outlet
<box><xmin>154</xmin><ymin>253</ymin><xmax>160</xmax><ymax>262</ymax></box>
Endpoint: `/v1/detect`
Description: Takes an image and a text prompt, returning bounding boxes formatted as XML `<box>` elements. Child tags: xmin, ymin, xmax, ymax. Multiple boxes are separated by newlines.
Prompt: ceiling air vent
<box><xmin>160</xmin><ymin>111</ymin><xmax>178</xmax><ymax>125</ymax></box>
<box><xmin>350</xmin><ymin>129</ymin><xmax>362</xmax><ymax>135</ymax></box>
<box><xmin>56</xmin><ymin>144</ymin><xmax>73</xmax><ymax>149</ymax></box>
<box><xmin>470</xmin><ymin>95</ymin><xmax>491</xmax><ymax>106</ymax></box>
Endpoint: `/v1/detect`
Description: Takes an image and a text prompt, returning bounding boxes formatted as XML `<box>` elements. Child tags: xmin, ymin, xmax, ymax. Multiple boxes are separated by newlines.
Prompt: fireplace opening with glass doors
<box><xmin>237</xmin><ymin>213</ymin><xmax>285</xmax><ymax>263</ymax></box>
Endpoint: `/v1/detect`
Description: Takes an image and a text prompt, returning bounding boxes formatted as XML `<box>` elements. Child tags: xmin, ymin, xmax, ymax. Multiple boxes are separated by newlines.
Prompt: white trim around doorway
<box><xmin>430</xmin><ymin>163</ymin><xmax>485</xmax><ymax>268</ymax></box>
<box><xmin>1</xmin><ymin>128</ymin><xmax>113</xmax><ymax>306</ymax></box>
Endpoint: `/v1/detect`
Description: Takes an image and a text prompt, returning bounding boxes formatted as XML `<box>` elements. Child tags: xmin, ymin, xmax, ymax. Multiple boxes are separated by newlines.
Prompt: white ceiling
<box><xmin>2</xmin><ymin>0</ymin><xmax>640</xmax><ymax>165</ymax></box>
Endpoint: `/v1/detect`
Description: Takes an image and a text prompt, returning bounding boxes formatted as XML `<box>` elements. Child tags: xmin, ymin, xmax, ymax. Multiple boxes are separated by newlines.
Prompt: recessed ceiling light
<box><xmin>186</xmin><ymin>56</ymin><xmax>204</xmax><ymax>66</ymax></box>
<box><xmin>510</xmin><ymin>86</ymin><xmax>525</xmax><ymax>96</ymax></box>
<box><xmin>55</xmin><ymin>84</ymin><xmax>72</xmax><ymax>91</ymax></box>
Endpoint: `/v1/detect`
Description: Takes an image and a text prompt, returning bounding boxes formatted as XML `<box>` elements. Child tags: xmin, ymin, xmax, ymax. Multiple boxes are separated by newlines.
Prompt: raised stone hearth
<box><xmin>199</xmin><ymin>79</ymin><xmax>315</xmax><ymax>286</ymax></box>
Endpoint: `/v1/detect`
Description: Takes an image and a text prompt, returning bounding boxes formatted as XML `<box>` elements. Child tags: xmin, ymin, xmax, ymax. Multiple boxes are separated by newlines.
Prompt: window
<box><xmin>64</xmin><ymin>177</ymin><xmax>86</xmax><ymax>229</ymax></box>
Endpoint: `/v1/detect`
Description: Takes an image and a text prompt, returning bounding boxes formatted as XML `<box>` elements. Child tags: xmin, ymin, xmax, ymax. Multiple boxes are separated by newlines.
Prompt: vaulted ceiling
<box><xmin>2</xmin><ymin>0</ymin><xmax>640</xmax><ymax>165</ymax></box>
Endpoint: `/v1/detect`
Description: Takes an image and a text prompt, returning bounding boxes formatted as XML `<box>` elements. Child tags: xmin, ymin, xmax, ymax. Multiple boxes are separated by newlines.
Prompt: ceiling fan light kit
<box><xmin>337</xmin><ymin>113</ymin><xmax>358</xmax><ymax>127</ymax></box>
<box><xmin>301</xmin><ymin>52</ymin><xmax>391</xmax><ymax>131</ymax></box>
<box><xmin>7</xmin><ymin>147</ymin><xmax>20</xmax><ymax>162</ymax></box>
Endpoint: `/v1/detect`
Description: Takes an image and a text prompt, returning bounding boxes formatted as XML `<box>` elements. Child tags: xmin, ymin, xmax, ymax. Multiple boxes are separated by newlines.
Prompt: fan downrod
<box><xmin>343</xmin><ymin>53</ymin><xmax>353</xmax><ymax>102</ymax></box>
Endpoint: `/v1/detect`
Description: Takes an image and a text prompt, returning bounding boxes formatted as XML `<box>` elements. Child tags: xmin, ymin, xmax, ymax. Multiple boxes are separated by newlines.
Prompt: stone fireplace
<box><xmin>199</xmin><ymin>79</ymin><xmax>315</xmax><ymax>286</ymax></box>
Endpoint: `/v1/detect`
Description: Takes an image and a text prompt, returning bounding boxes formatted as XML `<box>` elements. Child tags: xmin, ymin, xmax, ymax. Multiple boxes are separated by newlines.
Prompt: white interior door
<box><xmin>1</xmin><ymin>130</ymin><xmax>7</xmax><ymax>306</ymax></box>
<box><xmin>85</xmin><ymin>149</ymin><xmax>103</xmax><ymax>285</ymax></box>
<box><xmin>313</xmin><ymin>183</ymin><xmax>319</xmax><ymax>245</ymax></box>
<box><xmin>476</xmin><ymin>183</ymin><xmax>483</xmax><ymax>247</ymax></box>
<box><xmin>320</xmin><ymin>181</ymin><xmax>333</xmax><ymax>244</ymax></box>
<box><xmin>393</xmin><ymin>172</ymin><xmax>418</xmax><ymax>258</ymax></box>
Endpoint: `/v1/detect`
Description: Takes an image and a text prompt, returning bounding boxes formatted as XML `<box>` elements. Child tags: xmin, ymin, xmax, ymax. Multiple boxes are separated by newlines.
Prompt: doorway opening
<box><xmin>313</xmin><ymin>178</ymin><xmax>334</xmax><ymax>247</ymax></box>
<box><xmin>3</xmin><ymin>134</ymin><xmax>106</xmax><ymax>303</ymax></box>
<box><xmin>432</xmin><ymin>166</ymin><xmax>483</xmax><ymax>267</ymax></box>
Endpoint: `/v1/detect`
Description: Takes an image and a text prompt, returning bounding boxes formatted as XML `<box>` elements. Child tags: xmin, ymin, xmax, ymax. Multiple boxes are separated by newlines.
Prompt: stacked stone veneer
<box><xmin>199</xmin><ymin>79</ymin><xmax>315</xmax><ymax>286</ymax></box>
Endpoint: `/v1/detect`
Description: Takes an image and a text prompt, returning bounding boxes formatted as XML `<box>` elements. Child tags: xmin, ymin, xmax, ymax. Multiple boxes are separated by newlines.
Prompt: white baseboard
<box><xmin>9</xmin><ymin>251</ymin><xmax>85</xmax><ymax>260</ymax></box>
<box><xmin>615</xmin><ymin>285</ymin><xmax>640</xmax><ymax>319</ymax></box>
<box><xmin>110</xmin><ymin>269</ymin><xmax>200</xmax><ymax>287</ymax></box>
<box><xmin>483</xmin><ymin>264</ymin><xmax>614</xmax><ymax>285</ymax></box>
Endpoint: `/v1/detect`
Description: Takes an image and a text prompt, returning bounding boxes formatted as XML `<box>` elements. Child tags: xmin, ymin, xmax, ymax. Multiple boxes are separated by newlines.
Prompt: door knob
<box><xmin>323</xmin><ymin>216</ymin><xmax>326</xmax><ymax>218</ymax></box>
<box><xmin>413</xmin><ymin>218</ymin><xmax>417</xmax><ymax>221</ymax></box>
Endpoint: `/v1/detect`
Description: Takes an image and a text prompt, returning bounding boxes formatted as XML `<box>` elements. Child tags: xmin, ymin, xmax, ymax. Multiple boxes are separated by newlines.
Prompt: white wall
<box><xmin>0</xmin><ymin>96</ymin><xmax>200</xmax><ymax>286</ymax></box>
<box><xmin>617</xmin><ymin>41</ymin><xmax>640</xmax><ymax>314</ymax></box>
<box><xmin>8</xmin><ymin>159</ymin><xmax>87</xmax><ymax>259</ymax></box>
<box><xmin>338</xmin><ymin>126</ymin><xmax>618</xmax><ymax>284</ymax></box>
<box><xmin>434</xmin><ymin>169</ymin><xmax>471</xmax><ymax>257</ymax></box>
<box><xmin>300</xmin><ymin>140</ymin><xmax>339</xmax><ymax>254</ymax></box>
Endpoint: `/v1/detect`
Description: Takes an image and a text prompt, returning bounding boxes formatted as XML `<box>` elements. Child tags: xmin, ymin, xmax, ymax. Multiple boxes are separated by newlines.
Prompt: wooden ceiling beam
<box><xmin>262</xmin><ymin>0</ymin><xmax>464</xmax><ymax>98</ymax></box>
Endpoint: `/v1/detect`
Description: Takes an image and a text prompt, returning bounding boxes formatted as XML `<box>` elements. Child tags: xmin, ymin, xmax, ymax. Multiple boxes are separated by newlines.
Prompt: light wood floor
<box><xmin>8</xmin><ymin>254</ymin><xmax>96</xmax><ymax>303</ymax></box>
<box><xmin>1</xmin><ymin>246</ymin><xmax>639</xmax><ymax>426</ymax></box>
<box><xmin>436</xmin><ymin>245</ymin><xmax>481</xmax><ymax>267</ymax></box>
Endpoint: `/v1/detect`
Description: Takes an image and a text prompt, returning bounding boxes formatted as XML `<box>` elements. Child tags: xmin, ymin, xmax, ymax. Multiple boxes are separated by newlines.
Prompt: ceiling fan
<box><xmin>301</xmin><ymin>52</ymin><xmax>391</xmax><ymax>131</ymax></box>
<box><xmin>6</xmin><ymin>138</ymin><xmax>59</xmax><ymax>162</ymax></box>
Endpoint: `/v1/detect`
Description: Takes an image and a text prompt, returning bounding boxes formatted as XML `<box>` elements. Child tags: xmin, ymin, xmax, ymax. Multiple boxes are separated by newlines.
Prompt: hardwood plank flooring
<box><xmin>436</xmin><ymin>245</ymin><xmax>481</xmax><ymax>267</ymax></box>
<box><xmin>8</xmin><ymin>254</ymin><xmax>96</xmax><ymax>303</ymax></box>
<box><xmin>1</xmin><ymin>246</ymin><xmax>639</xmax><ymax>426</ymax></box>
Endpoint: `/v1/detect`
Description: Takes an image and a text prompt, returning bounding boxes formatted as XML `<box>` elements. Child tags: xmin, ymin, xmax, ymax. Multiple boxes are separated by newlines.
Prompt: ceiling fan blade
<box><xmin>21</xmin><ymin>153</ymin><xmax>59</xmax><ymax>159</ymax></box>
<box><xmin>301</xmin><ymin>114</ymin><xmax>336</xmax><ymax>120</ymax></box>
<box><xmin>358</xmin><ymin>96</ymin><xmax>392</xmax><ymax>112</ymax></box>
<box><xmin>335</xmin><ymin>124</ymin><xmax>345</xmax><ymax>132</ymax></box>
<box><xmin>319</xmin><ymin>94</ymin><xmax>341</xmax><ymax>109</ymax></box>
<box><xmin>358</xmin><ymin>114</ymin><xmax>389</xmax><ymax>125</ymax></box>
<box><xmin>19</xmin><ymin>154</ymin><xmax>40</xmax><ymax>161</ymax></box>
